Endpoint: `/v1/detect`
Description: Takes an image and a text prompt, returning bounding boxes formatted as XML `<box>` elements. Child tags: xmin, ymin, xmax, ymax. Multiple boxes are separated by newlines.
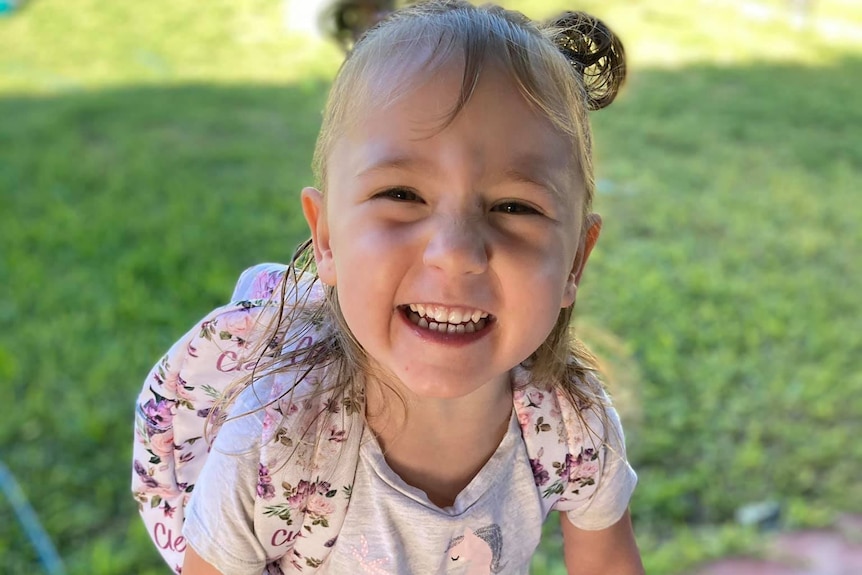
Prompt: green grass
<box><xmin>1</xmin><ymin>1</ymin><xmax>860</xmax><ymax>573</ymax></box>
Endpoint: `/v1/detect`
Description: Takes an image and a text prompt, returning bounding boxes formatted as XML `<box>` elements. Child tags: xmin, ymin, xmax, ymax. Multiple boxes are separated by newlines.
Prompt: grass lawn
<box><xmin>1</xmin><ymin>1</ymin><xmax>860</xmax><ymax>573</ymax></box>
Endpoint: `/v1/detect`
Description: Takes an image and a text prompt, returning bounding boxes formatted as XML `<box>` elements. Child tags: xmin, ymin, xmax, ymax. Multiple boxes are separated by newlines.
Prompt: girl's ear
<box><xmin>301</xmin><ymin>187</ymin><xmax>336</xmax><ymax>285</ymax></box>
<box><xmin>563</xmin><ymin>213</ymin><xmax>602</xmax><ymax>307</ymax></box>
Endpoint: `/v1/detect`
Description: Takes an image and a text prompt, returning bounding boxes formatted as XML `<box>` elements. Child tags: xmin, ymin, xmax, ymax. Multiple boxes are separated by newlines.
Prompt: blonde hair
<box><xmin>212</xmin><ymin>0</ymin><xmax>626</xmax><ymax>441</ymax></box>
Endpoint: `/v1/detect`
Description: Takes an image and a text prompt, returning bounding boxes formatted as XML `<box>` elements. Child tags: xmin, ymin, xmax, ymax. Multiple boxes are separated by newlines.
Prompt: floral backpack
<box><xmin>132</xmin><ymin>264</ymin><xmax>614</xmax><ymax>573</ymax></box>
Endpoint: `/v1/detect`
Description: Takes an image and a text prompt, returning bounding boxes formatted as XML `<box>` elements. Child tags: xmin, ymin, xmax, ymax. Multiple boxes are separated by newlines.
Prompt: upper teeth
<box><xmin>408</xmin><ymin>304</ymin><xmax>488</xmax><ymax>324</ymax></box>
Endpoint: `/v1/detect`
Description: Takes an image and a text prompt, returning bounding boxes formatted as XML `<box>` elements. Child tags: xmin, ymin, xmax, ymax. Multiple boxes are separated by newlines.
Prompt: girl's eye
<box><xmin>376</xmin><ymin>187</ymin><xmax>421</xmax><ymax>202</ymax></box>
<box><xmin>492</xmin><ymin>201</ymin><xmax>540</xmax><ymax>215</ymax></box>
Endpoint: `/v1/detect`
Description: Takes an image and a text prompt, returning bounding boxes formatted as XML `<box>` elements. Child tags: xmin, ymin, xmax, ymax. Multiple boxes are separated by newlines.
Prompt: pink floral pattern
<box><xmin>133</xmin><ymin>264</ymin><xmax>618</xmax><ymax>573</ymax></box>
<box><xmin>132</xmin><ymin>264</ymin><xmax>294</xmax><ymax>573</ymax></box>
<box><xmin>512</xmin><ymin>368</ymin><xmax>607</xmax><ymax>512</ymax></box>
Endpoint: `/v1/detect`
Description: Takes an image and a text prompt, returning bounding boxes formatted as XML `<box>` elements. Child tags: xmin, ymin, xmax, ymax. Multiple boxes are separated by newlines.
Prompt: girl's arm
<box><xmin>560</xmin><ymin>509</ymin><xmax>644</xmax><ymax>575</ymax></box>
<box><xmin>182</xmin><ymin>546</ymin><xmax>226</xmax><ymax>575</ymax></box>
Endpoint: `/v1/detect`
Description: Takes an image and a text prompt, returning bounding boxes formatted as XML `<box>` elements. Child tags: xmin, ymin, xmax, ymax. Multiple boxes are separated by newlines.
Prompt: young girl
<box><xmin>132</xmin><ymin>1</ymin><xmax>642</xmax><ymax>573</ymax></box>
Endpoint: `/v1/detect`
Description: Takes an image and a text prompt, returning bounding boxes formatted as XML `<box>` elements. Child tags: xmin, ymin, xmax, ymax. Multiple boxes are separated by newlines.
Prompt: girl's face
<box><xmin>302</xmin><ymin>61</ymin><xmax>600</xmax><ymax>399</ymax></box>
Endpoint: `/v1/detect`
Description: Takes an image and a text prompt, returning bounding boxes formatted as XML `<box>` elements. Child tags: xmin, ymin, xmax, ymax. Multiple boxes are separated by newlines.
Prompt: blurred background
<box><xmin>1</xmin><ymin>0</ymin><xmax>860</xmax><ymax>573</ymax></box>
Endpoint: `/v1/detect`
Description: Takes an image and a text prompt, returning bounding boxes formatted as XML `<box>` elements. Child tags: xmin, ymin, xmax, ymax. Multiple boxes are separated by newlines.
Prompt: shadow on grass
<box><xmin>0</xmin><ymin>56</ymin><xmax>860</xmax><ymax>574</ymax></box>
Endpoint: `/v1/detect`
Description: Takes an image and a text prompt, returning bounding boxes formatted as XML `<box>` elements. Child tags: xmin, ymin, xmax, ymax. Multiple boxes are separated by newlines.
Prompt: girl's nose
<box><xmin>422</xmin><ymin>217</ymin><xmax>489</xmax><ymax>276</ymax></box>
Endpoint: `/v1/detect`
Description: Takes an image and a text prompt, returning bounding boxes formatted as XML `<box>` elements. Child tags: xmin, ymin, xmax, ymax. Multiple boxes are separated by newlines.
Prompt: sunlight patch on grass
<box><xmin>512</xmin><ymin>0</ymin><xmax>861</xmax><ymax>67</ymax></box>
<box><xmin>0</xmin><ymin>0</ymin><xmax>344</xmax><ymax>94</ymax></box>
<box><xmin>3</xmin><ymin>0</ymin><xmax>861</xmax><ymax>96</ymax></box>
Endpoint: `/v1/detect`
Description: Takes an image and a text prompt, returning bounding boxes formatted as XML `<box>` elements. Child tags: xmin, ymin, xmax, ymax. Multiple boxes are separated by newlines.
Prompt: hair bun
<box><xmin>546</xmin><ymin>11</ymin><xmax>626</xmax><ymax>111</ymax></box>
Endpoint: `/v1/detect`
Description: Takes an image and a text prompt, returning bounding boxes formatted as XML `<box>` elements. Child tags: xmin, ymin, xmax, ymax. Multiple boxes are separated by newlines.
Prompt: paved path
<box><xmin>690</xmin><ymin>515</ymin><xmax>862</xmax><ymax>575</ymax></box>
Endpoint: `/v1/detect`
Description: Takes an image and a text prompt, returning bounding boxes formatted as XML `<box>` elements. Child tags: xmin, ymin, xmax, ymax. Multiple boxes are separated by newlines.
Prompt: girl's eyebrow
<box><xmin>501</xmin><ymin>156</ymin><xmax>568</xmax><ymax>203</ymax></box>
<box><xmin>502</xmin><ymin>167</ymin><xmax>562</xmax><ymax>198</ymax></box>
<box><xmin>354</xmin><ymin>154</ymin><xmax>437</xmax><ymax>178</ymax></box>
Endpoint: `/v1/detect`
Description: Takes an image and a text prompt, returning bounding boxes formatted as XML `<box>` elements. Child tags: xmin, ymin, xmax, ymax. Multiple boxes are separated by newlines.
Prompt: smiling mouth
<box><xmin>402</xmin><ymin>303</ymin><xmax>492</xmax><ymax>334</ymax></box>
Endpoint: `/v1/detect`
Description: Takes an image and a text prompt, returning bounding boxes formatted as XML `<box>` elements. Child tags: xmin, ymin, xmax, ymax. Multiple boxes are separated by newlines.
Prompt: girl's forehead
<box><xmin>347</xmin><ymin>64</ymin><xmax>566</xmax><ymax>152</ymax></box>
<box><xmin>346</xmin><ymin>55</ymin><xmax>559</xmax><ymax>143</ymax></box>
<box><xmin>327</xmin><ymin>61</ymin><xmax>584</xmax><ymax>213</ymax></box>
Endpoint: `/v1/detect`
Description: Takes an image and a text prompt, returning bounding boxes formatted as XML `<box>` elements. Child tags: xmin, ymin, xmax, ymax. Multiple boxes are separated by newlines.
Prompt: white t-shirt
<box><xmin>321</xmin><ymin>414</ymin><xmax>543</xmax><ymax>574</ymax></box>
<box><xmin>183</xmin><ymin>381</ymin><xmax>636</xmax><ymax>574</ymax></box>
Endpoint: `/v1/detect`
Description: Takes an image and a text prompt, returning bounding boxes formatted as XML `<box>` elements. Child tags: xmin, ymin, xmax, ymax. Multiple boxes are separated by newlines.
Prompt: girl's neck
<box><xmin>364</xmin><ymin>371</ymin><xmax>514</xmax><ymax>507</ymax></box>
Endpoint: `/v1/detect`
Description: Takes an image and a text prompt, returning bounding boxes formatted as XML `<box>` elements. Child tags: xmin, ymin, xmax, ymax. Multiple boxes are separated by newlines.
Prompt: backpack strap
<box><xmin>220</xmin><ymin>266</ymin><xmax>362</xmax><ymax>572</ymax></box>
<box><xmin>512</xmin><ymin>366</ymin><xmax>607</xmax><ymax>519</ymax></box>
<box><xmin>133</xmin><ymin>294</ymin><xmax>282</xmax><ymax>572</ymax></box>
<box><xmin>253</xmin><ymin>367</ymin><xmax>363</xmax><ymax>571</ymax></box>
<box><xmin>133</xmin><ymin>263</ymin><xmax>322</xmax><ymax>573</ymax></box>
